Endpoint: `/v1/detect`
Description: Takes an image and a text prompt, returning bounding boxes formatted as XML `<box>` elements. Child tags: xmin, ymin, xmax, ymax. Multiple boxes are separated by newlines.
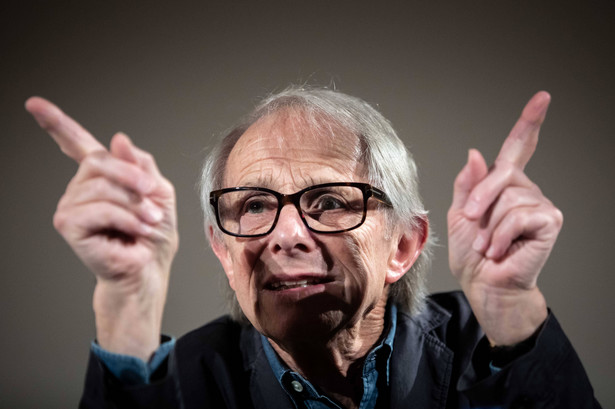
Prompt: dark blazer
<box><xmin>79</xmin><ymin>292</ymin><xmax>600</xmax><ymax>409</ymax></box>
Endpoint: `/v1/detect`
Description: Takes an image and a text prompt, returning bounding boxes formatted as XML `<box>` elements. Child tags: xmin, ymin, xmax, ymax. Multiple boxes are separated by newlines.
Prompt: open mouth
<box><xmin>266</xmin><ymin>277</ymin><xmax>333</xmax><ymax>291</ymax></box>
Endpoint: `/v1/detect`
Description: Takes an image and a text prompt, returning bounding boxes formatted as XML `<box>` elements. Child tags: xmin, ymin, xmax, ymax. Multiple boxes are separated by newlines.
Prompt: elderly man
<box><xmin>26</xmin><ymin>87</ymin><xmax>599</xmax><ymax>408</ymax></box>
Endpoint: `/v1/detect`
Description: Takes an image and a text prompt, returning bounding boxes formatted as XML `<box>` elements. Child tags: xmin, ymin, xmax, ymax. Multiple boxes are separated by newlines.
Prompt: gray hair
<box><xmin>200</xmin><ymin>86</ymin><xmax>433</xmax><ymax>320</ymax></box>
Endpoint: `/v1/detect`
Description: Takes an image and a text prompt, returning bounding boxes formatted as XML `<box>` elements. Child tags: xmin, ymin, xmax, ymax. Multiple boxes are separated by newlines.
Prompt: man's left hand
<box><xmin>448</xmin><ymin>91</ymin><xmax>563</xmax><ymax>346</ymax></box>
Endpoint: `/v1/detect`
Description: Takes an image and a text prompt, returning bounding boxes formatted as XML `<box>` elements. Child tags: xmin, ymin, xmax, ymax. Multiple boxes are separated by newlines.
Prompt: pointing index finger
<box><xmin>496</xmin><ymin>91</ymin><xmax>551</xmax><ymax>170</ymax></box>
<box><xmin>25</xmin><ymin>96</ymin><xmax>106</xmax><ymax>163</ymax></box>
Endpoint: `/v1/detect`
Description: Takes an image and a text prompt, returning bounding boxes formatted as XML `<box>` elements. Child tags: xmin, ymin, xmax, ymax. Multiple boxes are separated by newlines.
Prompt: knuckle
<box><xmin>81</xmin><ymin>151</ymin><xmax>106</xmax><ymax>170</ymax></box>
<box><xmin>161</xmin><ymin>178</ymin><xmax>176</xmax><ymax>196</ymax></box>
<box><xmin>507</xmin><ymin>209</ymin><xmax>523</xmax><ymax>228</ymax></box>
<box><xmin>125</xmin><ymin>170</ymin><xmax>143</xmax><ymax>190</ymax></box>
<box><xmin>98</xmin><ymin>206</ymin><xmax>115</xmax><ymax>222</ymax></box>
<box><xmin>499</xmin><ymin>188</ymin><xmax>518</xmax><ymax>207</ymax></box>
<box><xmin>54</xmin><ymin>185</ymin><xmax>75</xmax><ymax>217</ymax></box>
<box><xmin>495</xmin><ymin>161</ymin><xmax>515</xmax><ymax>180</ymax></box>
<box><xmin>469</xmin><ymin>188</ymin><xmax>484</xmax><ymax>205</ymax></box>
<box><xmin>90</xmin><ymin>177</ymin><xmax>110</xmax><ymax>196</ymax></box>
<box><xmin>551</xmin><ymin>207</ymin><xmax>564</xmax><ymax>227</ymax></box>
<box><xmin>453</xmin><ymin>172</ymin><xmax>466</xmax><ymax>189</ymax></box>
<box><xmin>529</xmin><ymin>181</ymin><xmax>542</xmax><ymax>195</ymax></box>
<box><xmin>502</xmin><ymin>164</ymin><xmax>516</xmax><ymax>179</ymax></box>
<box><xmin>169</xmin><ymin>232</ymin><xmax>180</xmax><ymax>253</ymax></box>
<box><xmin>56</xmin><ymin>192</ymin><xmax>70</xmax><ymax>210</ymax></box>
<box><xmin>142</xmin><ymin>151</ymin><xmax>155</xmax><ymax>164</ymax></box>
<box><xmin>537</xmin><ymin>202</ymin><xmax>563</xmax><ymax>227</ymax></box>
<box><xmin>52</xmin><ymin>210</ymin><xmax>67</xmax><ymax>232</ymax></box>
<box><xmin>80</xmin><ymin>155</ymin><xmax>96</xmax><ymax>170</ymax></box>
<box><xmin>166</xmin><ymin>180</ymin><xmax>175</xmax><ymax>195</ymax></box>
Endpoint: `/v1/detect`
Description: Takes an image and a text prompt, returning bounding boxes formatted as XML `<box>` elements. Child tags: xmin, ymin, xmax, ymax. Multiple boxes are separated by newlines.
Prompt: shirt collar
<box><xmin>260</xmin><ymin>303</ymin><xmax>398</xmax><ymax>406</ymax></box>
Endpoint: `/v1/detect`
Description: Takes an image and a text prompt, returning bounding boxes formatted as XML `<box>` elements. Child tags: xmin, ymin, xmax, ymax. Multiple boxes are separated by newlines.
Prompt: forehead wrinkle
<box><xmin>227</xmin><ymin>151</ymin><xmax>366</xmax><ymax>191</ymax></box>
<box><xmin>225</xmin><ymin>110</ymin><xmax>366</xmax><ymax>189</ymax></box>
<box><xmin>232</xmin><ymin>156</ymin><xmax>361</xmax><ymax>193</ymax></box>
<box><xmin>255</xmin><ymin>108</ymin><xmax>362</xmax><ymax>160</ymax></box>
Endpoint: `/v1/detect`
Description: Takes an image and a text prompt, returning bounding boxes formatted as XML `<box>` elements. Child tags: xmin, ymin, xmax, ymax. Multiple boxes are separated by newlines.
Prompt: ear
<box><xmin>385</xmin><ymin>216</ymin><xmax>429</xmax><ymax>284</ymax></box>
<box><xmin>208</xmin><ymin>225</ymin><xmax>236</xmax><ymax>290</ymax></box>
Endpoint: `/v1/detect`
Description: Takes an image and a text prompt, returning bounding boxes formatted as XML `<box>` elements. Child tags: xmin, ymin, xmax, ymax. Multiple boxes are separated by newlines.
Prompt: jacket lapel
<box><xmin>240</xmin><ymin>326</ymin><xmax>296</xmax><ymax>409</ymax></box>
<box><xmin>390</xmin><ymin>302</ymin><xmax>454</xmax><ymax>409</ymax></box>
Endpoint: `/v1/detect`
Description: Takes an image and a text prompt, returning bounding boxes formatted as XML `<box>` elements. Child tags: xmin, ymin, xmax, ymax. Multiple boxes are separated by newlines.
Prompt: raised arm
<box><xmin>26</xmin><ymin>97</ymin><xmax>178</xmax><ymax>360</ymax></box>
<box><xmin>447</xmin><ymin>92</ymin><xmax>563</xmax><ymax>346</ymax></box>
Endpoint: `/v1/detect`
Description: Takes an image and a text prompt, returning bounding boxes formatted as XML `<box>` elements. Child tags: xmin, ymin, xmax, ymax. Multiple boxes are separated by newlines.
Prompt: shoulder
<box><xmin>427</xmin><ymin>290</ymin><xmax>473</xmax><ymax>321</ymax></box>
<box><xmin>169</xmin><ymin>316</ymin><xmax>262</xmax><ymax>407</ymax></box>
<box><xmin>177</xmin><ymin>315</ymin><xmax>246</xmax><ymax>351</ymax></box>
<box><xmin>398</xmin><ymin>290</ymin><xmax>474</xmax><ymax>326</ymax></box>
<box><xmin>174</xmin><ymin>315</ymin><xmax>262</xmax><ymax>364</ymax></box>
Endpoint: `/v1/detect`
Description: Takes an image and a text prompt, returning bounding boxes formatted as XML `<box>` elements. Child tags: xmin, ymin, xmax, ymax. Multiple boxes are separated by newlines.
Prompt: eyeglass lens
<box><xmin>217</xmin><ymin>185</ymin><xmax>366</xmax><ymax>236</ymax></box>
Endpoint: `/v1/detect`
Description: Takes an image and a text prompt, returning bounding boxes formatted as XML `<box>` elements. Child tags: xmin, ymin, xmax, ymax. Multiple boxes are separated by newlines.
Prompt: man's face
<box><xmin>211</xmin><ymin>111</ymin><xmax>405</xmax><ymax>344</ymax></box>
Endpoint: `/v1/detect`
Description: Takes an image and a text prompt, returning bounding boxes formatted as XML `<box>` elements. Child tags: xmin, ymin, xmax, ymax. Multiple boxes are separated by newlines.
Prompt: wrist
<box><xmin>467</xmin><ymin>285</ymin><xmax>547</xmax><ymax>347</ymax></box>
<box><xmin>93</xmin><ymin>276</ymin><xmax>167</xmax><ymax>361</ymax></box>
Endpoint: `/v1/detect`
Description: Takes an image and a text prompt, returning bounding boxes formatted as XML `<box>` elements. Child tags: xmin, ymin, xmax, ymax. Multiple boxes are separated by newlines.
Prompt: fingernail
<box><xmin>147</xmin><ymin>207</ymin><xmax>163</xmax><ymax>223</ymax></box>
<box><xmin>472</xmin><ymin>236</ymin><xmax>485</xmax><ymax>252</ymax></box>
<box><xmin>486</xmin><ymin>246</ymin><xmax>497</xmax><ymax>259</ymax></box>
<box><xmin>141</xmin><ymin>200</ymin><xmax>163</xmax><ymax>223</ymax></box>
<box><xmin>139</xmin><ymin>223</ymin><xmax>153</xmax><ymax>236</ymax></box>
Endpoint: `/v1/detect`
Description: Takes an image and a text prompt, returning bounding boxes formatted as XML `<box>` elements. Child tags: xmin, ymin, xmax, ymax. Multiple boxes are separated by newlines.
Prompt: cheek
<box><xmin>226</xmin><ymin>244</ymin><xmax>263</xmax><ymax>328</ymax></box>
<box><xmin>340</xmin><ymin>226</ymin><xmax>389</xmax><ymax>291</ymax></box>
<box><xmin>227</xmin><ymin>241</ymin><xmax>266</xmax><ymax>291</ymax></box>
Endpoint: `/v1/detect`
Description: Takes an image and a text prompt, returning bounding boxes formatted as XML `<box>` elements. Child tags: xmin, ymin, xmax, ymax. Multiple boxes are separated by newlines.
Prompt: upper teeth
<box><xmin>270</xmin><ymin>279</ymin><xmax>320</xmax><ymax>289</ymax></box>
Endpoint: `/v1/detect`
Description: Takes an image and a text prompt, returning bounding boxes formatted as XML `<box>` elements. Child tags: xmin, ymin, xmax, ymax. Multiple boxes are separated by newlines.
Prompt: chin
<box><xmin>258</xmin><ymin>300</ymin><xmax>355</xmax><ymax>346</ymax></box>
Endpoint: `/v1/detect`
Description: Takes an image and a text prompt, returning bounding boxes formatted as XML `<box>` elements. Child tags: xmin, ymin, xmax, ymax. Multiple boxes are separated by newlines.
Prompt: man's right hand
<box><xmin>26</xmin><ymin>97</ymin><xmax>178</xmax><ymax>361</ymax></box>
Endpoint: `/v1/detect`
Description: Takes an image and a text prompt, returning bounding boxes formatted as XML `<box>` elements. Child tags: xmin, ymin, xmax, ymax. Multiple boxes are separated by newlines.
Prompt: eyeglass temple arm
<box><xmin>369</xmin><ymin>187</ymin><xmax>392</xmax><ymax>206</ymax></box>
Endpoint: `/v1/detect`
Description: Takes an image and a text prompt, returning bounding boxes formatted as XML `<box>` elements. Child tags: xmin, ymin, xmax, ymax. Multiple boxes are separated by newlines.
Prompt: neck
<box><xmin>269</xmin><ymin>297</ymin><xmax>389</xmax><ymax>408</ymax></box>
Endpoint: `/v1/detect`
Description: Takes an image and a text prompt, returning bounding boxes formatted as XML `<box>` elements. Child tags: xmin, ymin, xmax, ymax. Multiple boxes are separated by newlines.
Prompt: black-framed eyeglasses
<box><xmin>210</xmin><ymin>182</ymin><xmax>393</xmax><ymax>238</ymax></box>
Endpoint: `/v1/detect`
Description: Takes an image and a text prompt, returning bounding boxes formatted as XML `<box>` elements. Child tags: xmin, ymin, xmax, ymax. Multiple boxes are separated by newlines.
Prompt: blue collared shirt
<box><xmin>92</xmin><ymin>305</ymin><xmax>397</xmax><ymax>407</ymax></box>
<box><xmin>260</xmin><ymin>304</ymin><xmax>398</xmax><ymax>409</ymax></box>
<box><xmin>91</xmin><ymin>337</ymin><xmax>176</xmax><ymax>385</ymax></box>
<box><xmin>91</xmin><ymin>301</ymin><xmax>507</xmax><ymax>405</ymax></box>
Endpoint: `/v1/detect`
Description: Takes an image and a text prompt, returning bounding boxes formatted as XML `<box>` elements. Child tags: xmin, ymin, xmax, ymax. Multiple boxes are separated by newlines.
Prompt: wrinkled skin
<box><xmin>210</xmin><ymin>111</ymin><xmax>424</xmax><ymax>348</ymax></box>
<box><xmin>26</xmin><ymin>97</ymin><xmax>178</xmax><ymax>361</ymax></box>
<box><xmin>209</xmin><ymin>110</ymin><xmax>426</xmax><ymax>408</ymax></box>
<box><xmin>448</xmin><ymin>91</ymin><xmax>562</xmax><ymax>345</ymax></box>
<box><xmin>27</xmin><ymin>91</ymin><xmax>562</xmax><ymax>408</ymax></box>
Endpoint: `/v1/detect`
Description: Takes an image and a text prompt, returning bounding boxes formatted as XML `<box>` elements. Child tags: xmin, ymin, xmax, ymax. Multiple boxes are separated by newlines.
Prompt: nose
<box><xmin>268</xmin><ymin>203</ymin><xmax>316</xmax><ymax>254</ymax></box>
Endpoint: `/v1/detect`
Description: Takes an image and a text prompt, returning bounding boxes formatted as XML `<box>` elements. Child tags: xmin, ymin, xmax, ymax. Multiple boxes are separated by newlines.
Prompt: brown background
<box><xmin>2</xmin><ymin>1</ymin><xmax>614</xmax><ymax>407</ymax></box>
